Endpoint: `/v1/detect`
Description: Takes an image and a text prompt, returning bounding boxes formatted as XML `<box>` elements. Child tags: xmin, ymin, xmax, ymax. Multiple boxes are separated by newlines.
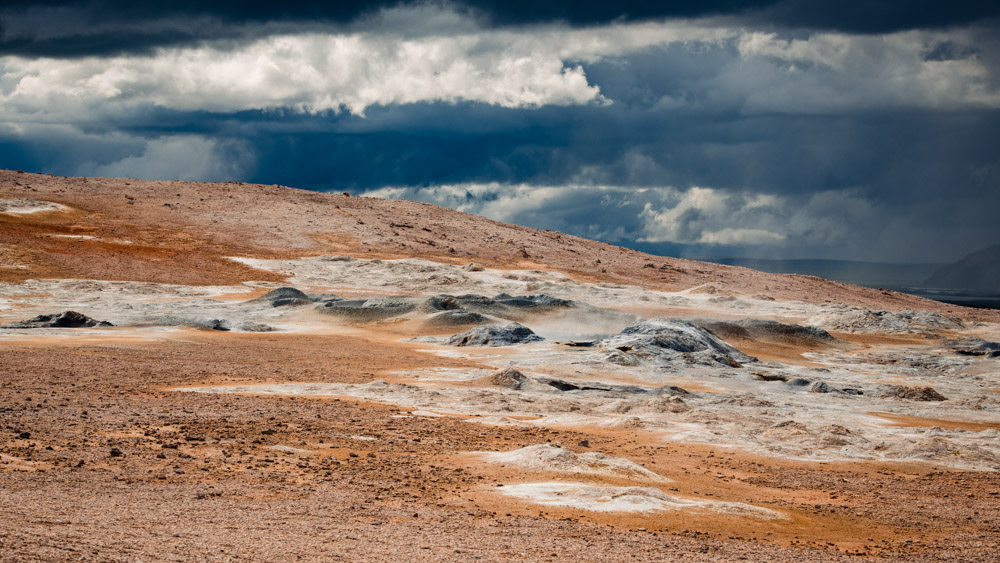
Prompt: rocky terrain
<box><xmin>1</xmin><ymin>170</ymin><xmax>999</xmax><ymax>561</ymax></box>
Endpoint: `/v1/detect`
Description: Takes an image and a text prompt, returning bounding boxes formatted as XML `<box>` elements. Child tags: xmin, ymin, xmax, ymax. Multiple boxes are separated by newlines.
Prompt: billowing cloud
<box><xmin>367</xmin><ymin>183</ymin><xmax>893</xmax><ymax>258</ymax></box>
<box><xmin>1</xmin><ymin>10</ymin><xmax>998</xmax><ymax>125</ymax></box>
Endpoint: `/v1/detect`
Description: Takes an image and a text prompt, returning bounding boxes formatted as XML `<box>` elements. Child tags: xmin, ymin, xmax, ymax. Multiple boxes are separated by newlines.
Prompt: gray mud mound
<box><xmin>317</xmin><ymin>296</ymin><xmax>418</xmax><ymax>321</ymax></box>
<box><xmin>2</xmin><ymin>311</ymin><xmax>113</xmax><ymax>328</ymax></box>
<box><xmin>696</xmin><ymin>319</ymin><xmax>839</xmax><ymax>347</ymax></box>
<box><xmin>137</xmin><ymin>317</ymin><xmax>231</xmax><ymax>331</ymax></box>
<box><xmin>823</xmin><ymin>308</ymin><xmax>964</xmax><ymax>334</ymax></box>
<box><xmin>471</xmin><ymin>367</ymin><xmax>529</xmax><ymax>390</ymax></box>
<box><xmin>420</xmin><ymin>293</ymin><xmax>573</xmax><ymax>321</ymax></box>
<box><xmin>447</xmin><ymin>323</ymin><xmax>544</xmax><ymax>347</ymax></box>
<box><xmin>425</xmin><ymin>310</ymin><xmax>490</xmax><ymax>327</ymax></box>
<box><xmin>235</xmin><ymin>322</ymin><xmax>277</xmax><ymax>332</ymax></box>
<box><xmin>313</xmin><ymin>292</ymin><xmax>581</xmax><ymax>324</ymax></box>
<box><xmin>879</xmin><ymin>385</ymin><xmax>947</xmax><ymax>401</ymax></box>
<box><xmin>598</xmin><ymin>318</ymin><xmax>754</xmax><ymax>368</ymax></box>
<box><xmin>252</xmin><ymin>287</ymin><xmax>315</xmax><ymax>307</ymax></box>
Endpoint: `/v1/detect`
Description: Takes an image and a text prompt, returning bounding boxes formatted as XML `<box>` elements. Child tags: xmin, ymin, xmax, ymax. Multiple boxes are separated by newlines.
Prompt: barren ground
<box><xmin>1</xmin><ymin>170</ymin><xmax>998</xmax><ymax>561</ymax></box>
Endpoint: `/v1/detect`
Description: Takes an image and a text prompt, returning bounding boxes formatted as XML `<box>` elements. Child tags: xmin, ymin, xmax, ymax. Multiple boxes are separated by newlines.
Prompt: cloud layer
<box><xmin>2</xmin><ymin>14</ymin><xmax>998</xmax><ymax>123</ymax></box>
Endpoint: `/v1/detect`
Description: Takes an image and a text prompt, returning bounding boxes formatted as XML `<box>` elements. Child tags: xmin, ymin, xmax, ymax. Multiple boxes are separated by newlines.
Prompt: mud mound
<box><xmin>598</xmin><ymin>318</ymin><xmax>754</xmax><ymax>368</ymax></box>
<box><xmin>447</xmin><ymin>323</ymin><xmax>544</xmax><ymax>347</ymax></box>
<box><xmin>880</xmin><ymin>385</ymin><xmax>948</xmax><ymax>401</ymax></box>
<box><xmin>696</xmin><ymin>319</ymin><xmax>838</xmax><ymax>346</ymax></box>
<box><xmin>772</xmin><ymin>377</ymin><xmax>862</xmax><ymax>395</ymax></box>
<box><xmin>138</xmin><ymin>317</ymin><xmax>231</xmax><ymax>331</ymax></box>
<box><xmin>1</xmin><ymin>311</ymin><xmax>113</xmax><ymax>328</ymax></box>
<box><xmin>424</xmin><ymin>310</ymin><xmax>490</xmax><ymax>327</ymax></box>
<box><xmin>252</xmin><ymin>287</ymin><xmax>316</xmax><ymax>307</ymax></box>
<box><xmin>420</xmin><ymin>293</ymin><xmax>573</xmax><ymax>321</ymax></box>
<box><xmin>823</xmin><ymin>308</ymin><xmax>964</xmax><ymax>334</ymax></box>
<box><xmin>235</xmin><ymin>322</ymin><xmax>277</xmax><ymax>332</ymax></box>
<box><xmin>471</xmin><ymin>367</ymin><xmax>529</xmax><ymax>390</ymax></box>
<box><xmin>317</xmin><ymin>296</ymin><xmax>418</xmax><ymax>321</ymax></box>
<box><xmin>480</xmin><ymin>444</ymin><xmax>665</xmax><ymax>481</ymax></box>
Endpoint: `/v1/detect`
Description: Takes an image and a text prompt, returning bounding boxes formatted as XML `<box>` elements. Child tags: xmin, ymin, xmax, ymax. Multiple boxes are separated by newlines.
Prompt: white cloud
<box><xmin>369</xmin><ymin>182</ymin><xmax>882</xmax><ymax>252</ymax></box>
<box><xmin>1</xmin><ymin>7</ymin><xmax>996</xmax><ymax>124</ymax></box>
<box><xmin>698</xmin><ymin>228</ymin><xmax>786</xmax><ymax>245</ymax></box>
<box><xmin>734</xmin><ymin>29</ymin><xmax>1000</xmax><ymax>111</ymax></box>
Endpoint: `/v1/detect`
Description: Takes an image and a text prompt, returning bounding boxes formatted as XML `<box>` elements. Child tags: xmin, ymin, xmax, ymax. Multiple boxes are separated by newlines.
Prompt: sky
<box><xmin>1</xmin><ymin>1</ymin><xmax>999</xmax><ymax>263</ymax></box>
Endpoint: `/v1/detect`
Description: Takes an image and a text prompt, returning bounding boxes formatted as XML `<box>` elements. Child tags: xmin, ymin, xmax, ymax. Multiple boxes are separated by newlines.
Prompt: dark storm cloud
<box><xmin>2</xmin><ymin>0</ymin><xmax>999</xmax><ymax>57</ymax></box>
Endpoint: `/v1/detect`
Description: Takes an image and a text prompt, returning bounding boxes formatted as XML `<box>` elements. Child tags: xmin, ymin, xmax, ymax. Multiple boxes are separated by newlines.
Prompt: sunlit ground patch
<box><xmin>497</xmin><ymin>482</ymin><xmax>786</xmax><ymax>519</ymax></box>
<box><xmin>478</xmin><ymin>444</ymin><xmax>668</xmax><ymax>481</ymax></box>
<box><xmin>0</xmin><ymin>199</ymin><xmax>66</xmax><ymax>214</ymax></box>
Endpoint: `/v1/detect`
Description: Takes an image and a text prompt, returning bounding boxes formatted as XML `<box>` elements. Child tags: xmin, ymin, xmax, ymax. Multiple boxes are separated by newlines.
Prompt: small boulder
<box><xmin>473</xmin><ymin>367</ymin><xmax>529</xmax><ymax>390</ymax></box>
<box><xmin>880</xmin><ymin>385</ymin><xmax>948</xmax><ymax>401</ymax></box>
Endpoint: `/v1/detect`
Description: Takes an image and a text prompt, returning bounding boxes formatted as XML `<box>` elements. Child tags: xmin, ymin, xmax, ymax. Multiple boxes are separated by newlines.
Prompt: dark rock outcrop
<box><xmin>447</xmin><ymin>323</ymin><xmax>544</xmax><ymax>347</ymax></box>
<box><xmin>1</xmin><ymin>311</ymin><xmax>113</xmax><ymax>328</ymax></box>
<box><xmin>599</xmin><ymin>318</ymin><xmax>754</xmax><ymax>368</ymax></box>
<box><xmin>880</xmin><ymin>385</ymin><xmax>948</xmax><ymax>401</ymax></box>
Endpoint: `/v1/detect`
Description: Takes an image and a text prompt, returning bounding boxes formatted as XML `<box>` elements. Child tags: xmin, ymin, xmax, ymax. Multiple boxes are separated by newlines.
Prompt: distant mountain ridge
<box><xmin>702</xmin><ymin>258</ymin><xmax>943</xmax><ymax>289</ymax></box>
<box><xmin>925</xmin><ymin>244</ymin><xmax>1000</xmax><ymax>294</ymax></box>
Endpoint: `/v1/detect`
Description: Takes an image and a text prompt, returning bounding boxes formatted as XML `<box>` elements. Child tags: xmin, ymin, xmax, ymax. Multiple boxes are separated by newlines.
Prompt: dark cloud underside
<box><xmin>3</xmin><ymin>0</ymin><xmax>999</xmax><ymax>56</ymax></box>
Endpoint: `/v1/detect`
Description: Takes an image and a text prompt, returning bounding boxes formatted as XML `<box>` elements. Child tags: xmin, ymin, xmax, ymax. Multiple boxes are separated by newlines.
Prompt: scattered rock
<box><xmin>472</xmin><ymin>367</ymin><xmax>529</xmax><ymax>390</ymax></box>
<box><xmin>1</xmin><ymin>311</ymin><xmax>113</xmax><ymax>329</ymax></box>
<box><xmin>880</xmin><ymin>385</ymin><xmax>948</xmax><ymax>401</ymax></box>
<box><xmin>822</xmin><ymin>308</ymin><xmax>964</xmax><ymax>334</ymax></box>
<box><xmin>109</xmin><ymin>448</ymin><xmax>123</xmax><ymax>458</ymax></box>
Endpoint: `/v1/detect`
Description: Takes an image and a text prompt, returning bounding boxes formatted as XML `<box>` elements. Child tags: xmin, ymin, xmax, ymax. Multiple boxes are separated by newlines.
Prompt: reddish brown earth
<box><xmin>2</xmin><ymin>170</ymin><xmax>1000</xmax><ymax>561</ymax></box>
<box><xmin>2</xmin><ymin>170</ymin><xmax>996</xmax><ymax>323</ymax></box>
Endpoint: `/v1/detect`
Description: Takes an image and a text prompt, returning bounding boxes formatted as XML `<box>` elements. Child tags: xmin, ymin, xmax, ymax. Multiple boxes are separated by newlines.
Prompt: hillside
<box><xmin>2</xmin><ymin>170</ymin><xmax>996</xmax><ymax>323</ymax></box>
<box><xmin>926</xmin><ymin>243</ymin><xmax>1000</xmax><ymax>294</ymax></box>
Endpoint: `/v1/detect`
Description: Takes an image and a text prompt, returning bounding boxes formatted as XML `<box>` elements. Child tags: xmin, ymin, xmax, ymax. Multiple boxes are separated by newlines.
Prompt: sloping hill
<box><xmin>926</xmin><ymin>244</ymin><xmax>1000</xmax><ymax>294</ymax></box>
<box><xmin>2</xmin><ymin>169</ymin><xmax>997</xmax><ymax>323</ymax></box>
